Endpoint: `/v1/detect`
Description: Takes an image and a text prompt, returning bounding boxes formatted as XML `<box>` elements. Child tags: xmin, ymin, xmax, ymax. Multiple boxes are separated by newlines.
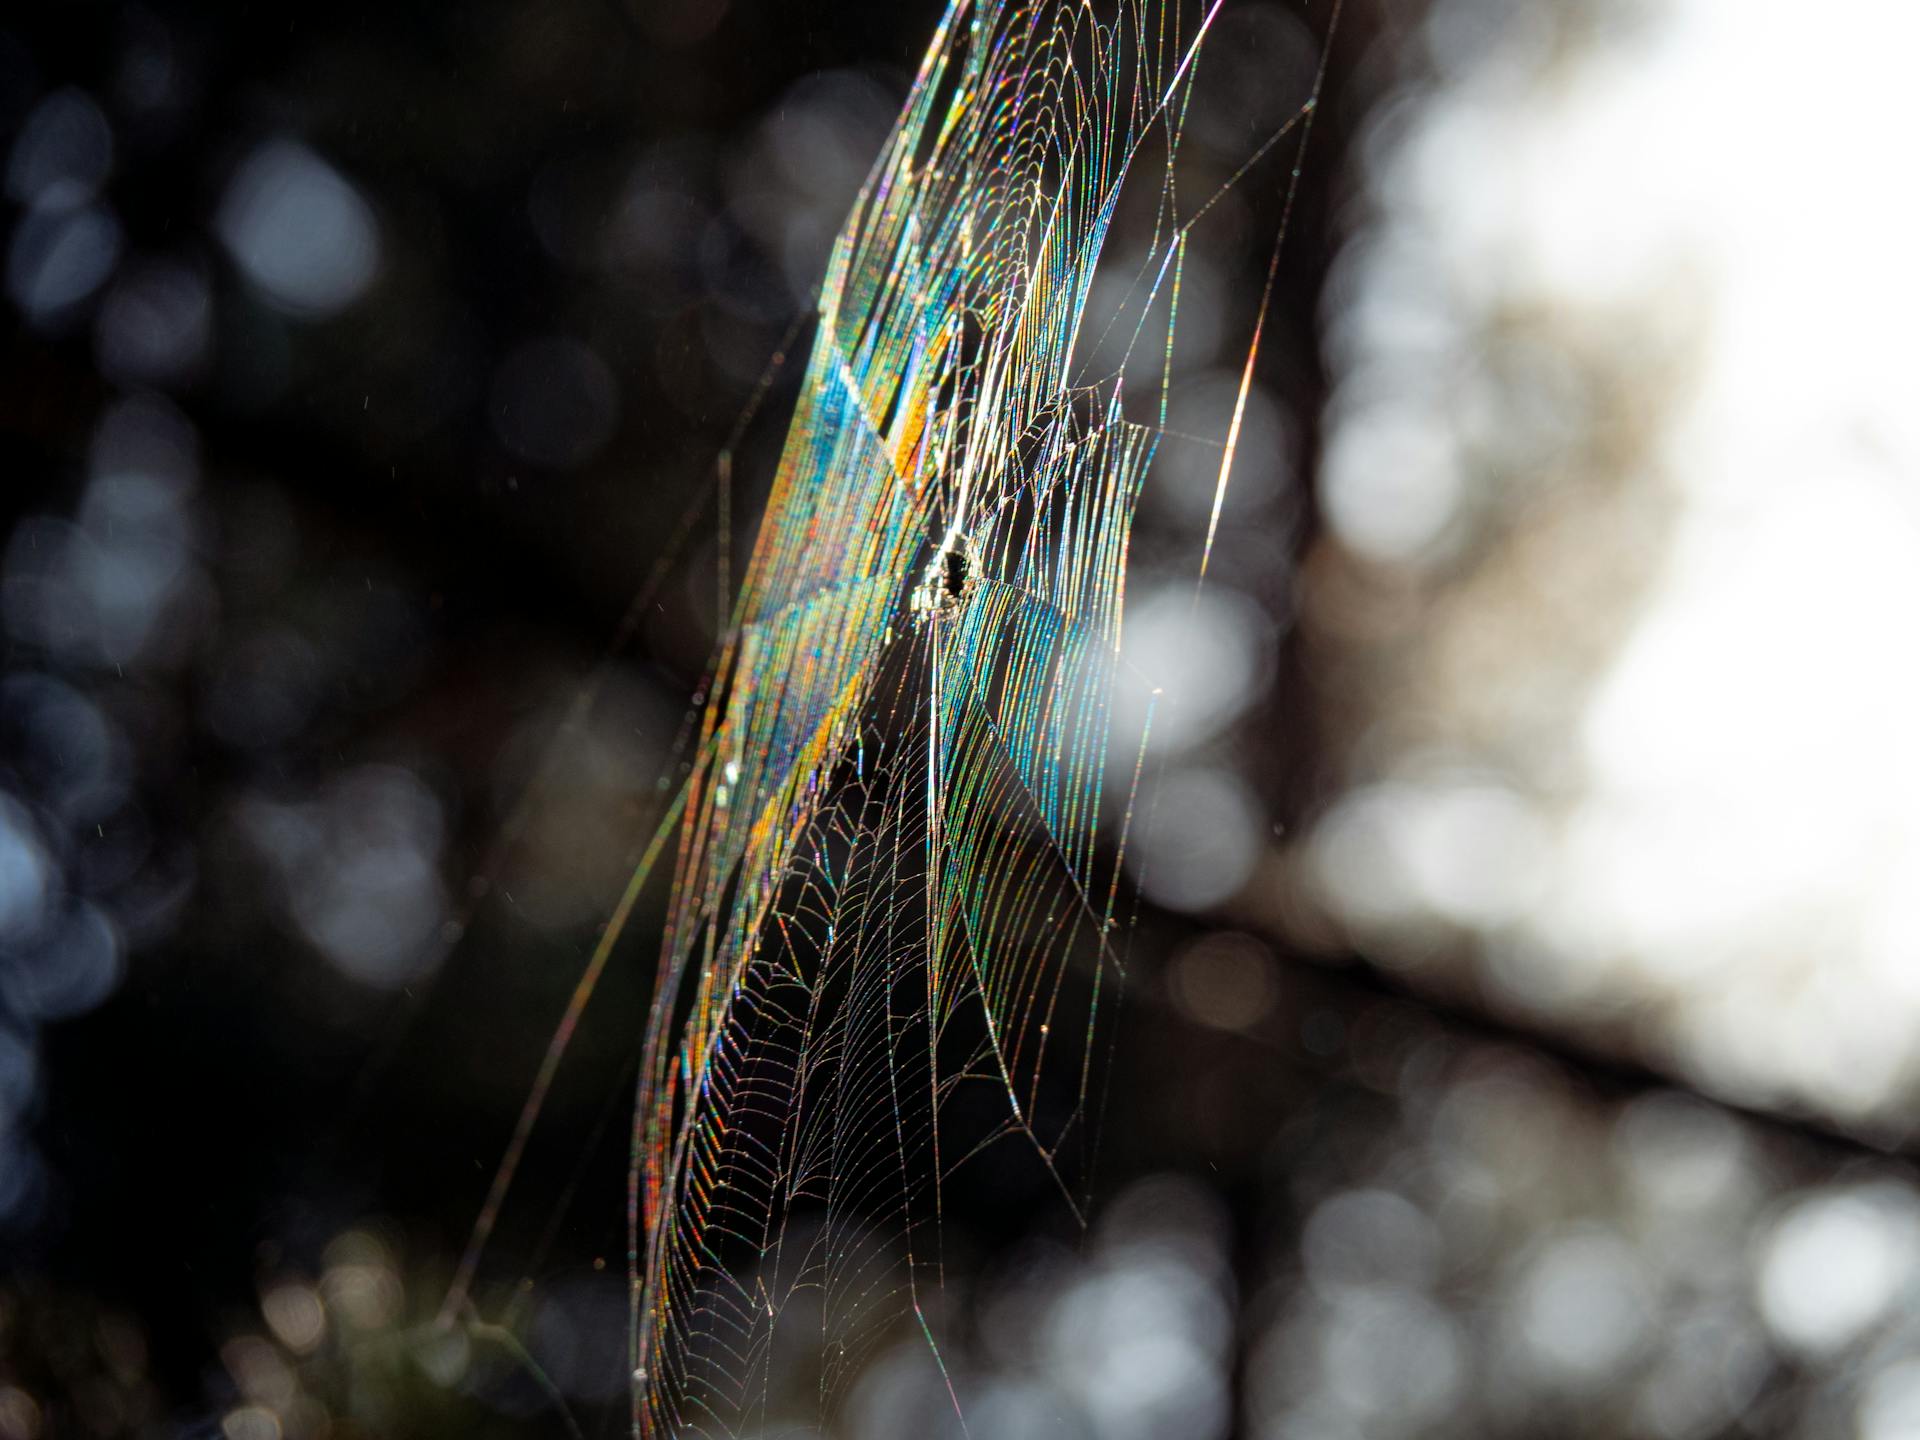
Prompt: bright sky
<box><xmin>1312</xmin><ymin>0</ymin><xmax>1920</xmax><ymax>1124</ymax></box>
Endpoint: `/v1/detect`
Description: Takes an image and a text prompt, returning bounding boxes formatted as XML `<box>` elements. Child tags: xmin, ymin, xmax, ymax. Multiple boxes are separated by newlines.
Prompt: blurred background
<box><xmin>4</xmin><ymin>0</ymin><xmax>1920</xmax><ymax>1436</ymax></box>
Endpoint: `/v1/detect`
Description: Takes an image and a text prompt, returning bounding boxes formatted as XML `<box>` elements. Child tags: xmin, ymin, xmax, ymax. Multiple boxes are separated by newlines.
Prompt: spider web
<box><xmin>443</xmin><ymin>1</ymin><xmax>1335</xmax><ymax>1433</ymax></box>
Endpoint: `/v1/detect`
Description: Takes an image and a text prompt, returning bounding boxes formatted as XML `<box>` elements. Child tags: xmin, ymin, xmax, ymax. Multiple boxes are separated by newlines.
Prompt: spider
<box><xmin>910</xmin><ymin>531</ymin><xmax>977</xmax><ymax>621</ymax></box>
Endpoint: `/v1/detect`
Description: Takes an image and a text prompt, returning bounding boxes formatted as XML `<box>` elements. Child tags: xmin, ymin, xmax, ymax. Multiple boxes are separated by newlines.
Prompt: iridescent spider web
<box><xmin>440</xmin><ymin>1</ymin><xmax>1336</xmax><ymax>1435</ymax></box>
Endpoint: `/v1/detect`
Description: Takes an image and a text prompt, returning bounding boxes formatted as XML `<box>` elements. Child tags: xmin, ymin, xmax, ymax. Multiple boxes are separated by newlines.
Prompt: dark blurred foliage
<box><xmin>3</xmin><ymin>1</ymin><xmax>1918</xmax><ymax>1438</ymax></box>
